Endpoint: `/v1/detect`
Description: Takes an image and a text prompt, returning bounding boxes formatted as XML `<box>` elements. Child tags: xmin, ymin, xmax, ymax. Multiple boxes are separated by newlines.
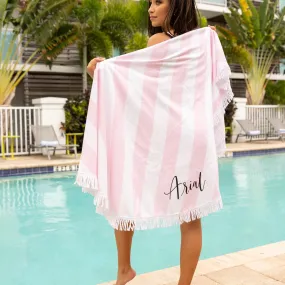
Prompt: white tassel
<box><xmin>98</xmin><ymin>199</ymin><xmax>223</xmax><ymax>231</ymax></box>
<box><xmin>213</xmin><ymin>64</ymin><xmax>234</xmax><ymax>127</ymax></box>
<box><xmin>75</xmin><ymin>173</ymin><xmax>98</xmax><ymax>189</ymax></box>
<box><xmin>75</xmin><ymin>173</ymin><xmax>109</xmax><ymax>209</ymax></box>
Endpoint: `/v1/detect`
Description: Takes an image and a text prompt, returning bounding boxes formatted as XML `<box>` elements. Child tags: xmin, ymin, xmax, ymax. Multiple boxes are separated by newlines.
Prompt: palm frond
<box><xmin>219</xmin><ymin>0</ymin><xmax>285</xmax><ymax>104</ymax></box>
<box><xmin>85</xmin><ymin>29</ymin><xmax>113</xmax><ymax>60</ymax></box>
<box><xmin>22</xmin><ymin>0</ymin><xmax>76</xmax><ymax>39</ymax></box>
<box><xmin>224</xmin><ymin>12</ymin><xmax>247</xmax><ymax>44</ymax></box>
<box><xmin>247</xmin><ymin>0</ymin><xmax>261</xmax><ymax>47</ymax></box>
<box><xmin>0</xmin><ymin>0</ymin><xmax>78</xmax><ymax>104</ymax></box>
<box><xmin>126</xmin><ymin>0</ymin><xmax>148</xmax><ymax>33</ymax></box>
<box><xmin>100</xmin><ymin>14</ymin><xmax>134</xmax><ymax>51</ymax></box>
<box><xmin>125</xmin><ymin>32</ymin><xmax>147</xmax><ymax>53</ymax></box>
<box><xmin>42</xmin><ymin>23</ymin><xmax>79</xmax><ymax>67</ymax></box>
<box><xmin>258</xmin><ymin>0</ymin><xmax>268</xmax><ymax>36</ymax></box>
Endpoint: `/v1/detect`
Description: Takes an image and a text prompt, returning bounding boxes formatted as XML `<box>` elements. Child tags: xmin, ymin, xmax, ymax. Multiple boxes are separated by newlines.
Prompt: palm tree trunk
<box><xmin>1</xmin><ymin>90</ymin><xmax>15</xmax><ymax>137</ymax></box>
<box><xmin>3</xmin><ymin>89</ymin><xmax>16</xmax><ymax>106</ymax></box>
<box><xmin>82</xmin><ymin>44</ymin><xmax>88</xmax><ymax>93</ymax></box>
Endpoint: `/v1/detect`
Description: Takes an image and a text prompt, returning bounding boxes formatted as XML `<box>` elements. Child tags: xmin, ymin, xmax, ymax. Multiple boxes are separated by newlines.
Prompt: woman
<box><xmin>86</xmin><ymin>1</ymin><xmax>218</xmax><ymax>285</ymax></box>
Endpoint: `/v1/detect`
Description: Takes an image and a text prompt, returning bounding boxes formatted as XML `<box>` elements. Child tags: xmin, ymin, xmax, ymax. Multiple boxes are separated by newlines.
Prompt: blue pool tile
<box><xmin>3</xmin><ymin>170</ymin><xmax>11</xmax><ymax>176</ymax></box>
<box><xmin>0</xmin><ymin>165</ymin><xmax>62</xmax><ymax>177</ymax></box>
<box><xmin>10</xmin><ymin>169</ymin><xmax>17</xmax><ymax>175</ymax></box>
<box><xmin>233</xmin><ymin>147</ymin><xmax>285</xmax><ymax>158</ymax></box>
<box><xmin>18</xmin><ymin>168</ymin><xmax>27</xmax><ymax>175</ymax></box>
<box><xmin>39</xmin><ymin>167</ymin><xmax>47</xmax><ymax>173</ymax></box>
<box><xmin>32</xmin><ymin>167</ymin><xmax>40</xmax><ymax>173</ymax></box>
<box><xmin>47</xmin><ymin>166</ymin><xmax>54</xmax><ymax>173</ymax></box>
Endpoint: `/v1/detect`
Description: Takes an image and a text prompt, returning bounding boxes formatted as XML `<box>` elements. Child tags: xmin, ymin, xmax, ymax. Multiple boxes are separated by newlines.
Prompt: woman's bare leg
<box><xmin>178</xmin><ymin>219</ymin><xmax>202</xmax><ymax>285</ymax></box>
<box><xmin>115</xmin><ymin>229</ymin><xmax>136</xmax><ymax>285</ymax></box>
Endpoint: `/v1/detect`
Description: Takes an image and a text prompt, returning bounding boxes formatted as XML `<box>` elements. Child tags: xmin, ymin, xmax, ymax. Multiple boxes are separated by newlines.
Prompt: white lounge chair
<box><xmin>267</xmin><ymin>118</ymin><xmax>285</xmax><ymax>142</ymax></box>
<box><xmin>28</xmin><ymin>125</ymin><xmax>78</xmax><ymax>159</ymax></box>
<box><xmin>235</xmin><ymin>119</ymin><xmax>268</xmax><ymax>143</ymax></box>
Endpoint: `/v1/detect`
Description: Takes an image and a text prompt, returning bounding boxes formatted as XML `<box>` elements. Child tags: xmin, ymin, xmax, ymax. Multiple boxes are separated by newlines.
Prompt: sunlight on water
<box><xmin>0</xmin><ymin>153</ymin><xmax>285</xmax><ymax>285</ymax></box>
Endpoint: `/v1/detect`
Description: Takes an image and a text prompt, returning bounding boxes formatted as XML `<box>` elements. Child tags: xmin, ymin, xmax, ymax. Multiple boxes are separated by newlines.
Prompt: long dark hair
<box><xmin>148</xmin><ymin>0</ymin><xmax>200</xmax><ymax>37</ymax></box>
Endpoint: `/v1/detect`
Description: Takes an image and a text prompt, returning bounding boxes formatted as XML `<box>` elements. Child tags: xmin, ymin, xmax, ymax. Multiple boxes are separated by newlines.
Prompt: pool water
<box><xmin>0</xmin><ymin>153</ymin><xmax>285</xmax><ymax>285</ymax></box>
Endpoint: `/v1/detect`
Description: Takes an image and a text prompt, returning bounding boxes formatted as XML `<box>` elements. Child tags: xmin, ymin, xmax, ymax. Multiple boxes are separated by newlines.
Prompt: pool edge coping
<box><xmin>1</xmin><ymin>147</ymin><xmax>285</xmax><ymax>177</ymax></box>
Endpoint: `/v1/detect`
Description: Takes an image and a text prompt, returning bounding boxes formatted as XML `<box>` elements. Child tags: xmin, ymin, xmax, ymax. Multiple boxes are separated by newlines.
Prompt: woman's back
<box><xmin>147</xmin><ymin>31</ymin><xmax>174</xmax><ymax>47</ymax></box>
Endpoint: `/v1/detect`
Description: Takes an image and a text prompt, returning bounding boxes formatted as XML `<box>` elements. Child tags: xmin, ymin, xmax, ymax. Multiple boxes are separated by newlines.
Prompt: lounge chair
<box><xmin>235</xmin><ymin>119</ymin><xmax>267</xmax><ymax>143</ymax></box>
<box><xmin>28</xmin><ymin>125</ymin><xmax>78</xmax><ymax>159</ymax></box>
<box><xmin>267</xmin><ymin>118</ymin><xmax>285</xmax><ymax>141</ymax></box>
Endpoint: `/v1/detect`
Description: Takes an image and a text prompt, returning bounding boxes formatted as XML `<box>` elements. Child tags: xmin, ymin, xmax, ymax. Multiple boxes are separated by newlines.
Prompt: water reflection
<box><xmin>0</xmin><ymin>175</ymin><xmax>71</xmax><ymax>224</ymax></box>
<box><xmin>0</xmin><ymin>154</ymin><xmax>284</xmax><ymax>285</ymax></box>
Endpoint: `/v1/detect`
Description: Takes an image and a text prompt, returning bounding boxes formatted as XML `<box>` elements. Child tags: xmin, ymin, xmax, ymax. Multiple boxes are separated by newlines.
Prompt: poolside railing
<box><xmin>246</xmin><ymin>105</ymin><xmax>285</xmax><ymax>140</ymax></box>
<box><xmin>0</xmin><ymin>106</ymin><xmax>42</xmax><ymax>156</ymax></box>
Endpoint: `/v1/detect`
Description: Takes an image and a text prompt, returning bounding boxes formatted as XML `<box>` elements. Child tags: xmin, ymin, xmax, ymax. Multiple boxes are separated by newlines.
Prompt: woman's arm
<box><xmin>87</xmin><ymin>27</ymin><xmax>216</xmax><ymax>78</ymax></box>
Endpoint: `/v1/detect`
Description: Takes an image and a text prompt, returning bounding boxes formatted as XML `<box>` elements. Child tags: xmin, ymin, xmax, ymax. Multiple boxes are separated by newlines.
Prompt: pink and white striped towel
<box><xmin>76</xmin><ymin>27</ymin><xmax>234</xmax><ymax>231</ymax></box>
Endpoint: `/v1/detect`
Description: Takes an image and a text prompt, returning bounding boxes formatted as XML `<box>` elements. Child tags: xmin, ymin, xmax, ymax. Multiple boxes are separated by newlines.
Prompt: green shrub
<box><xmin>64</xmin><ymin>86</ymin><xmax>237</xmax><ymax>150</ymax></box>
<box><xmin>64</xmin><ymin>90</ymin><xmax>90</xmax><ymax>151</ymax></box>
<box><xmin>225</xmin><ymin>100</ymin><xmax>237</xmax><ymax>143</ymax></box>
<box><xmin>264</xmin><ymin>81</ymin><xmax>285</xmax><ymax>105</ymax></box>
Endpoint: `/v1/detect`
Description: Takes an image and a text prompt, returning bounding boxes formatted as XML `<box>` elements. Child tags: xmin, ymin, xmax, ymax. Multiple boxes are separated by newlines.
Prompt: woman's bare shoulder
<box><xmin>147</xmin><ymin>33</ymin><xmax>170</xmax><ymax>47</ymax></box>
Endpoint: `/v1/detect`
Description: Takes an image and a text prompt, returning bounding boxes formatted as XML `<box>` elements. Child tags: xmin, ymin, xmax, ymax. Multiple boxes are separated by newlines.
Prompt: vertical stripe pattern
<box><xmin>76</xmin><ymin>27</ymin><xmax>234</xmax><ymax>230</ymax></box>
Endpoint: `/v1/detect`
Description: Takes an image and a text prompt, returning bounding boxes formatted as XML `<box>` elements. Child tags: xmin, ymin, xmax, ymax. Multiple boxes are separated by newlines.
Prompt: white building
<box><xmin>1</xmin><ymin>0</ymin><xmax>284</xmax><ymax>157</ymax></box>
<box><xmin>9</xmin><ymin>0</ymin><xmax>285</xmax><ymax>106</ymax></box>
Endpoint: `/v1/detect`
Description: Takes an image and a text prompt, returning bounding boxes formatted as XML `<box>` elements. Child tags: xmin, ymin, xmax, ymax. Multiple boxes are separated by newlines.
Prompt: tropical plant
<box><xmin>264</xmin><ymin>80</ymin><xmax>285</xmax><ymax>105</ymax></box>
<box><xmin>0</xmin><ymin>0</ymin><xmax>78</xmax><ymax>105</ymax></box>
<box><xmin>64</xmin><ymin>89</ymin><xmax>91</xmax><ymax>150</ymax></box>
<box><xmin>225</xmin><ymin>100</ymin><xmax>238</xmax><ymax>143</ymax></box>
<box><xmin>126</xmin><ymin>0</ymin><xmax>149</xmax><ymax>34</ymax></box>
<box><xmin>73</xmin><ymin>0</ymin><xmax>136</xmax><ymax>91</ymax></box>
<box><xmin>125</xmin><ymin>32</ymin><xmax>148</xmax><ymax>53</ymax></box>
<box><xmin>198</xmin><ymin>14</ymin><xmax>208</xmax><ymax>28</ymax></box>
<box><xmin>217</xmin><ymin>0</ymin><xmax>285</xmax><ymax>105</ymax></box>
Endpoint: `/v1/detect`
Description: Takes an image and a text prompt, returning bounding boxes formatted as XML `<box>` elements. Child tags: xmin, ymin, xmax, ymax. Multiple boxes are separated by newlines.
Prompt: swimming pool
<box><xmin>0</xmin><ymin>153</ymin><xmax>285</xmax><ymax>285</ymax></box>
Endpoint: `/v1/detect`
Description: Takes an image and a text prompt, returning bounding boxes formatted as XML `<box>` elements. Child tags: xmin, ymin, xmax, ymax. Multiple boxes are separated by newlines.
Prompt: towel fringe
<box><xmin>75</xmin><ymin>173</ymin><xmax>109</xmax><ymax>209</ymax></box>
<box><xmin>213</xmin><ymin>64</ymin><xmax>234</xmax><ymax>127</ymax></box>
<box><xmin>97</xmin><ymin>198</ymin><xmax>223</xmax><ymax>231</ymax></box>
<box><xmin>75</xmin><ymin>172</ymin><xmax>98</xmax><ymax>189</ymax></box>
<box><xmin>213</xmin><ymin>64</ymin><xmax>234</xmax><ymax>158</ymax></box>
<box><xmin>91</xmin><ymin>193</ymin><xmax>109</xmax><ymax>209</ymax></box>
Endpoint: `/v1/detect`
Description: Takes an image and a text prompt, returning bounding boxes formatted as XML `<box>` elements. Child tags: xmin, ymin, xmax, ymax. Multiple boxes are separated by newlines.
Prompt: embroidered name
<box><xmin>164</xmin><ymin>172</ymin><xmax>206</xmax><ymax>200</ymax></box>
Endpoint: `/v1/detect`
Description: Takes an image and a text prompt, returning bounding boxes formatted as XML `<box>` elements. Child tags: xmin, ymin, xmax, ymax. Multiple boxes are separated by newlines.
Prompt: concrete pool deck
<box><xmin>99</xmin><ymin>241</ymin><xmax>285</xmax><ymax>285</ymax></box>
<box><xmin>0</xmin><ymin>141</ymin><xmax>285</xmax><ymax>170</ymax></box>
<box><xmin>0</xmin><ymin>153</ymin><xmax>80</xmax><ymax>170</ymax></box>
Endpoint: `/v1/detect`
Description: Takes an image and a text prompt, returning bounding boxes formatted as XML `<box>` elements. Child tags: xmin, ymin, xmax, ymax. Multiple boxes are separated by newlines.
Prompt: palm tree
<box><xmin>122</xmin><ymin>0</ymin><xmax>149</xmax><ymax>53</ymax></box>
<box><xmin>217</xmin><ymin>0</ymin><xmax>285</xmax><ymax>105</ymax></box>
<box><xmin>0</xmin><ymin>0</ymin><xmax>78</xmax><ymax>105</ymax></box>
<box><xmin>73</xmin><ymin>0</ymin><xmax>136</xmax><ymax>91</ymax></box>
<box><xmin>125</xmin><ymin>32</ymin><xmax>148</xmax><ymax>53</ymax></box>
<box><xmin>127</xmin><ymin>0</ymin><xmax>149</xmax><ymax>34</ymax></box>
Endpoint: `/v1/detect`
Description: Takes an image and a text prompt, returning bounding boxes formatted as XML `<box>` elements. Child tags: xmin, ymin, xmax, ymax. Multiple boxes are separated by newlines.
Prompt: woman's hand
<box><xmin>87</xmin><ymin>57</ymin><xmax>105</xmax><ymax>79</ymax></box>
<box><xmin>208</xmin><ymin>25</ymin><xmax>216</xmax><ymax>32</ymax></box>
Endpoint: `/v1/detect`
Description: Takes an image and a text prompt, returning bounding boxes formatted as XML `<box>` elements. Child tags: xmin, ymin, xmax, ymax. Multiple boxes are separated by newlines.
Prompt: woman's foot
<box><xmin>115</xmin><ymin>267</ymin><xmax>136</xmax><ymax>285</ymax></box>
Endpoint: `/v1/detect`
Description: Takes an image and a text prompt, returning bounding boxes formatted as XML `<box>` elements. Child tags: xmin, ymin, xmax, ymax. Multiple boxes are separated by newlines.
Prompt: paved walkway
<box><xmin>0</xmin><ymin>154</ymin><xmax>80</xmax><ymax>170</ymax></box>
<box><xmin>227</xmin><ymin>140</ymin><xmax>285</xmax><ymax>152</ymax></box>
<box><xmin>0</xmin><ymin>141</ymin><xmax>284</xmax><ymax>170</ymax></box>
<box><xmin>100</xmin><ymin>241</ymin><xmax>285</xmax><ymax>285</ymax></box>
